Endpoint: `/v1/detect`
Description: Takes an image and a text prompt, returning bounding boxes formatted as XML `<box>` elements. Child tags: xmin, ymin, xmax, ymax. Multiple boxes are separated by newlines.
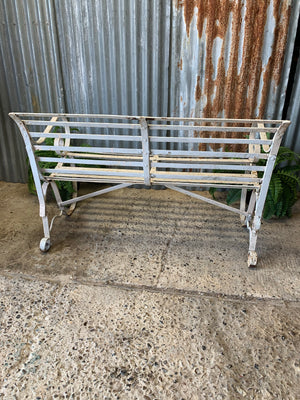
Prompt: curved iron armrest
<box><xmin>257</xmin><ymin>122</ymin><xmax>271</xmax><ymax>153</ymax></box>
<box><xmin>36</xmin><ymin>116</ymin><xmax>59</xmax><ymax>144</ymax></box>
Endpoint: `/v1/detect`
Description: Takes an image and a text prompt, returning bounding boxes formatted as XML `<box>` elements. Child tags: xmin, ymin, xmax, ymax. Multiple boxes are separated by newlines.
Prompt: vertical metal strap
<box><xmin>140</xmin><ymin>117</ymin><xmax>151</xmax><ymax>186</ymax></box>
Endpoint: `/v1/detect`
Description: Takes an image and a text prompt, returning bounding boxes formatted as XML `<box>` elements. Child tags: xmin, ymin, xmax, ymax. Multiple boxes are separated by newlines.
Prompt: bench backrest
<box><xmin>9</xmin><ymin>113</ymin><xmax>290</xmax><ymax>189</ymax></box>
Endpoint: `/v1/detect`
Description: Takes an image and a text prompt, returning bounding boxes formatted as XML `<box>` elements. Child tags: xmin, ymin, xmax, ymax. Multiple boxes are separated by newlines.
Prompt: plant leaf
<box><xmin>226</xmin><ymin>189</ymin><xmax>241</xmax><ymax>205</ymax></box>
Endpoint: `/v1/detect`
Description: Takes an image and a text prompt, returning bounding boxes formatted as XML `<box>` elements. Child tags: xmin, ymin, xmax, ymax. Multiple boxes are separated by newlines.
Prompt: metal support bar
<box><xmin>240</xmin><ymin>188</ymin><xmax>247</xmax><ymax>225</ymax></box>
<box><xmin>165</xmin><ymin>185</ymin><xmax>248</xmax><ymax>217</ymax></box>
<box><xmin>59</xmin><ymin>183</ymin><xmax>132</xmax><ymax>207</ymax></box>
<box><xmin>140</xmin><ymin>118</ymin><xmax>151</xmax><ymax>186</ymax></box>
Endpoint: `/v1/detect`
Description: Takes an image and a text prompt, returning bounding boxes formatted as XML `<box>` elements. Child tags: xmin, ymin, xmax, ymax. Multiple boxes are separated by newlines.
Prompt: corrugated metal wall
<box><xmin>0</xmin><ymin>0</ymin><xmax>64</xmax><ymax>182</ymax></box>
<box><xmin>0</xmin><ymin>0</ymin><xmax>299</xmax><ymax>182</ymax></box>
<box><xmin>285</xmin><ymin>55</ymin><xmax>300</xmax><ymax>153</ymax></box>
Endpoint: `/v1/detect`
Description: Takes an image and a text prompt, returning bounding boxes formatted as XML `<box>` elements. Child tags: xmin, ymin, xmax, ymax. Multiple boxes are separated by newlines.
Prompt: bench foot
<box><xmin>40</xmin><ymin>237</ymin><xmax>51</xmax><ymax>252</ymax></box>
<box><xmin>248</xmin><ymin>251</ymin><xmax>257</xmax><ymax>268</ymax></box>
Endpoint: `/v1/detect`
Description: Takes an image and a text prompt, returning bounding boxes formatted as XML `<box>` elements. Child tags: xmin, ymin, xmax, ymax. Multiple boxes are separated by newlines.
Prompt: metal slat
<box><xmin>34</xmin><ymin>145</ymin><xmax>142</xmax><ymax>155</ymax></box>
<box><xmin>151</xmin><ymin>162</ymin><xmax>266</xmax><ymax>172</ymax></box>
<box><xmin>44</xmin><ymin>167</ymin><xmax>144</xmax><ymax>177</ymax></box>
<box><xmin>148</xmin><ymin>125</ymin><xmax>278</xmax><ymax>133</ymax></box>
<box><xmin>38</xmin><ymin>157</ymin><xmax>143</xmax><ymax>167</ymax></box>
<box><xmin>151</xmin><ymin>149</ymin><xmax>269</xmax><ymax>159</ymax></box>
<box><xmin>151</xmin><ymin>171</ymin><xmax>261</xmax><ymax>183</ymax></box>
<box><xmin>149</xmin><ymin>137</ymin><xmax>273</xmax><ymax>144</ymax></box>
<box><xmin>47</xmin><ymin>175</ymin><xmax>144</xmax><ymax>184</ymax></box>
<box><xmin>66</xmin><ymin>152</ymin><xmax>143</xmax><ymax>160</ymax></box>
<box><xmin>24</xmin><ymin>120</ymin><xmax>140</xmax><ymax>129</ymax></box>
<box><xmin>30</xmin><ymin>132</ymin><xmax>142</xmax><ymax>141</ymax></box>
<box><xmin>13</xmin><ymin>112</ymin><xmax>284</xmax><ymax>125</ymax></box>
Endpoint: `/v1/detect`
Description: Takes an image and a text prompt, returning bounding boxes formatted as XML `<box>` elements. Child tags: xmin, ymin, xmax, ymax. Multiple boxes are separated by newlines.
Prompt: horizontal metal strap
<box><xmin>11</xmin><ymin>112</ymin><xmax>285</xmax><ymax>125</ymax></box>
<box><xmin>152</xmin><ymin>172</ymin><xmax>261</xmax><ymax>183</ymax></box>
<box><xmin>46</xmin><ymin>175</ymin><xmax>257</xmax><ymax>189</ymax></box>
<box><xmin>25</xmin><ymin>120</ymin><xmax>140</xmax><ymax>129</ymax></box>
<box><xmin>151</xmin><ymin>149</ymin><xmax>269</xmax><ymax>159</ymax></box>
<box><xmin>34</xmin><ymin>145</ymin><xmax>142</xmax><ymax>155</ymax></box>
<box><xmin>30</xmin><ymin>132</ymin><xmax>142</xmax><ymax>141</ymax></box>
<box><xmin>148</xmin><ymin>125</ymin><xmax>277</xmax><ymax>133</ymax></box>
<box><xmin>38</xmin><ymin>157</ymin><xmax>144</xmax><ymax>167</ymax></box>
<box><xmin>43</xmin><ymin>167</ymin><xmax>144</xmax><ymax>177</ymax></box>
<box><xmin>151</xmin><ymin>162</ymin><xmax>266</xmax><ymax>172</ymax></box>
<box><xmin>66</xmin><ymin>152</ymin><xmax>143</xmax><ymax>160</ymax></box>
<box><xmin>149</xmin><ymin>136</ymin><xmax>272</xmax><ymax>144</ymax></box>
<box><xmin>151</xmin><ymin>157</ymin><xmax>255</xmax><ymax>164</ymax></box>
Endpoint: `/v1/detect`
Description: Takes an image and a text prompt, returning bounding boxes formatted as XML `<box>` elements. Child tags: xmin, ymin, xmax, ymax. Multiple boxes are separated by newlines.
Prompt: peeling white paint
<box><xmin>261</xmin><ymin>0</ymin><xmax>276</xmax><ymax>68</ymax></box>
<box><xmin>224</xmin><ymin>12</ymin><xmax>233</xmax><ymax>75</ymax></box>
<box><xmin>237</xmin><ymin>1</ymin><xmax>246</xmax><ymax>76</ymax></box>
<box><xmin>212</xmin><ymin>37</ymin><xmax>223</xmax><ymax>81</ymax></box>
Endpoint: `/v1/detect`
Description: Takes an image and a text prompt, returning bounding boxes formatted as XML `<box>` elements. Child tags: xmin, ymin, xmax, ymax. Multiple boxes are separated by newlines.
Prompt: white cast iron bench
<box><xmin>10</xmin><ymin>112</ymin><xmax>290</xmax><ymax>267</ymax></box>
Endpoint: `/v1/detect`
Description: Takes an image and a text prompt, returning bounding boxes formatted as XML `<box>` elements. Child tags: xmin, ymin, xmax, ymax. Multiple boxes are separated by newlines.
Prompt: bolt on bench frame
<box><xmin>9</xmin><ymin>112</ymin><xmax>290</xmax><ymax>267</ymax></box>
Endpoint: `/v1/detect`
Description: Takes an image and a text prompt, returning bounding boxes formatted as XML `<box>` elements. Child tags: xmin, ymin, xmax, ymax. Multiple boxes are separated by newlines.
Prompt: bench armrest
<box><xmin>257</xmin><ymin>122</ymin><xmax>271</xmax><ymax>153</ymax></box>
<box><xmin>36</xmin><ymin>116</ymin><xmax>59</xmax><ymax>144</ymax></box>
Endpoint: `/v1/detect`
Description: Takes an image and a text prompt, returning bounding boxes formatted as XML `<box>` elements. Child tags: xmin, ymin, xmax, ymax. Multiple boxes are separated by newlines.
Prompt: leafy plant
<box><xmin>212</xmin><ymin>146</ymin><xmax>300</xmax><ymax>219</ymax></box>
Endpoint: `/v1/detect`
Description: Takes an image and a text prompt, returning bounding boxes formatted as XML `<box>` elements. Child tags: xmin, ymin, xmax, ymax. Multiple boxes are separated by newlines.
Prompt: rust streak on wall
<box><xmin>183</xmin><ymin>0</ymin><xmax>196</xmax><ymax>37</ymax></box>
<box><xmin>258</xmin><ymin>0</ymin><xmax>291</xmax><ymax>117</ymax></box>
<box><xmin>195</xmin><ymin>75</ymin><xmax>201</xmax><ymax>101</ymax></box>
<box><xmin>223</xmin><ymin>0</ymin><xmax>242</xmax><ymax>120</ymax></box>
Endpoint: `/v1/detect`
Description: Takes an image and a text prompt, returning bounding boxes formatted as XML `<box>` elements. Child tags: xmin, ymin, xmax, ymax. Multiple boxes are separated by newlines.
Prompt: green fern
<box><xmin>217</xmin><ymin>146</ymin><xmax>300</xmax><ymax>219</ymax></box>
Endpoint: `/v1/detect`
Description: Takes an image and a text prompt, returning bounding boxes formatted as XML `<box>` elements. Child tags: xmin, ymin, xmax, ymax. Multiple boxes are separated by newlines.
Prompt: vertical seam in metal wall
<box><xmin>166</xmin><ymin>0</ymin><xmax>173</xmax><ymax>150</ymax></box>
<box><xmin>52</xmin><ymin>0</ymin><xmax>67</xmax><ymax>113</ymax></box>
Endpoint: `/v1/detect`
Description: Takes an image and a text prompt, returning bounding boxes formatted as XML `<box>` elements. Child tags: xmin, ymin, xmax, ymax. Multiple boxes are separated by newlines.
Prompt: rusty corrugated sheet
<box><xmin>170</xmin><ymin>0</ymin><xmax>297</xmax><ymax>121</ymax></box>
<box><xmin>0</xmin><ymin>0</ymin><xmax>299</xmax><ymax>182</ymax></box>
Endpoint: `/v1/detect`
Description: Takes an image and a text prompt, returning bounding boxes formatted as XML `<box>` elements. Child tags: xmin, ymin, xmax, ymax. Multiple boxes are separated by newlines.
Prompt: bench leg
<box><xmin>248</xmin><ymin>228</ymin><xmax>258</xmax><ymax>268</ymax></box>
<box><xmin>39</xmin><ymin>181</ymin><xmax>66</xmax><ymax>252</ymax></box>
<box><xmin>247</xmin><ymin>214</ymin><xmax>261</xmax><ymax>268</ymax></box>
<box><xmin>39</xmin><ymin>182</ymin><xmax>51</xmax><ymax>252</ymax></box>
<box><xmin>240</xmin><ymin>188</ymin><xmax>247</xmax><ymax>226</ymax></box>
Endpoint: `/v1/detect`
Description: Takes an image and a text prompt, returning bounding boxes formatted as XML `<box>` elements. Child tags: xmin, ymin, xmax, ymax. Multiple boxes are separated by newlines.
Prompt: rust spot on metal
<box><xmin>178</xmin><ymin>58</ymin><xmax>183</xmax><ymax>70</ymax></box>
<box><xmin>195</xmin><ymin>75</ymin><xmax>201</xmax><ymax>102</ymax></box>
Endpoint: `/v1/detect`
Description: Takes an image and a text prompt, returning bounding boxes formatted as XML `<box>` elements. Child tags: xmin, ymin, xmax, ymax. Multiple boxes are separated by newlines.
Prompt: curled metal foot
<box><xmin>248</xmin><ymin>251</ymin><xmax>258</xmax><ymax>268</ymax></box>
<box><xmin>40</xmin><ymin>237</ymin><xmax>51</xmax><ymax>252</ymax></box>
<box><xmin>49</xmin><ymin>210</ymin><xmax>63</xmax><ymax>232</ymax></box>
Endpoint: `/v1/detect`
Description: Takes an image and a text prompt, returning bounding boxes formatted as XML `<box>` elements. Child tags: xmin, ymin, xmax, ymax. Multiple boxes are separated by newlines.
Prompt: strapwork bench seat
<box><xmin>10</xmin><ymin>112</ymin><xmax>290</xmax><ymax>267</ymax></box>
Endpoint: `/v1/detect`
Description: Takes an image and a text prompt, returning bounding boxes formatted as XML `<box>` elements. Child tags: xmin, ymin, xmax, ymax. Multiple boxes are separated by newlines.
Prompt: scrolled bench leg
<box><xmin>247</xmin><ymin>215</ymin><xmax>261</xmax><ymax>267</ymax></box>
<box><xmin>248</xmin><ymin>250</ymin><xmax>258</xmax><ymax>268</ymax></box>
<box><xmin>38</xmin><ymin>182</ymin><xmax>51</xmax><ymax>252</ymax></box>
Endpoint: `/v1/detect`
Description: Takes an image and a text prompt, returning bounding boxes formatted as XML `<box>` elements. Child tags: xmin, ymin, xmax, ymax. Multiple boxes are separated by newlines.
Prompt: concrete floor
<box><xmin>0</xmin><ymin>181</ymin><xmax>299</xmax><ymax>399</ymax></box>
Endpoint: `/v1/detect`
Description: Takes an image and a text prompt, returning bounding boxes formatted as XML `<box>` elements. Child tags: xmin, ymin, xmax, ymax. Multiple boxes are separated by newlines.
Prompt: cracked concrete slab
<box><xmin>0</xmin><ymin>182</ymin><xmax>299</xmax><ymax>399</ymax></box>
